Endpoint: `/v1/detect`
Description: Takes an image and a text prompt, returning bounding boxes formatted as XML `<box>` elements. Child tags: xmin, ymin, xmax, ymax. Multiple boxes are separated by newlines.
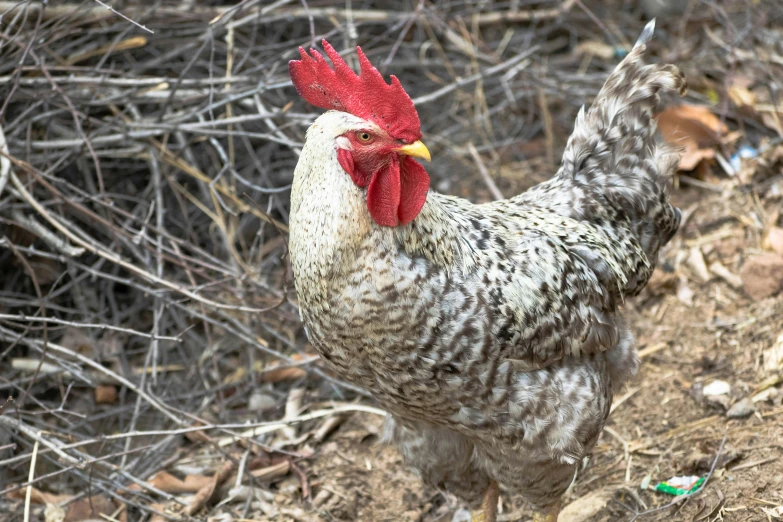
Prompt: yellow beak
<box><xmin>393</xmin><ymin>140</ymin><xmax>431</xmax><ymax>163</ymax></box>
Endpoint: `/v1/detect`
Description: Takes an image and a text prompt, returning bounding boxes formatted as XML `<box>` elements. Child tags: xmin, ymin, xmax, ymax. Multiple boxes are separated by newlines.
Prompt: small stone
<box><xmin>249</xmin><ymin>391</ymin><xmax>278</xmax><ymax>411</ymax></box>
<box><xmin>740</xmin><ymin>253</ymin><xmax>783</xmax><ymax>300</ymax></box>
<box><xmin>726</xmin><ymin>398</ymin><xmax>755</xmax><ymax>419</ymax></box>
<box><xmin>703</xmin><ymin>380</ymin><xmax>731</xmax><ymax>396</ymax></box>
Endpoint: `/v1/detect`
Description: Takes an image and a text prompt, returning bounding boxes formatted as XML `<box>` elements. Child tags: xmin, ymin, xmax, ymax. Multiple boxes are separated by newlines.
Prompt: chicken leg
<box><xmin>471</xmin><ymin>480</ymin><xmax>499</xmax><ymax>522</ymax></box>
<box><xmin>532</xmin><ymin>501</ymin><xmax>561</xmax><ymax>522</ymax></box>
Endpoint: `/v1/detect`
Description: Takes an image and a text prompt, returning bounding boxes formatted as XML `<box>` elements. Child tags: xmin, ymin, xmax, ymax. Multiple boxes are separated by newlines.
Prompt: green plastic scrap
<box><xmin>654</xmin><ymin>476</ymin><xmax>705</xmax><ymax>496</ymax></box>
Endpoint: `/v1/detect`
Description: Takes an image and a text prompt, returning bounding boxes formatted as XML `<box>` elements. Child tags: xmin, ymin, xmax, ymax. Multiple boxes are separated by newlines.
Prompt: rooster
<box><xmin>288</xmin><ymin>20</ymin><xmax>685</xmax><ymax>522</ymax></box>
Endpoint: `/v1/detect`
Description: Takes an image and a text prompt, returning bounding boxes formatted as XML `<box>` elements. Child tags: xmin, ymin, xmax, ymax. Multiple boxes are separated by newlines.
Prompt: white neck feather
<box><xmin>289</xmin><ymin>113</ymin><xmax>391</xmax><ymax>286</ymax></box>
<box><xmin>289</xmin><ymin>111</ymin><xmax>476</xmax><ymax>296</ymax></box>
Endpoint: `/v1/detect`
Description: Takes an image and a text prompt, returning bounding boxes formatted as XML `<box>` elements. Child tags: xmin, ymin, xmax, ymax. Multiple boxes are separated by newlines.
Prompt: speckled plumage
<box><xmin>289</xmin><ymin>24</ymin><xmax>685</xmax><ymax>513</ymax></box>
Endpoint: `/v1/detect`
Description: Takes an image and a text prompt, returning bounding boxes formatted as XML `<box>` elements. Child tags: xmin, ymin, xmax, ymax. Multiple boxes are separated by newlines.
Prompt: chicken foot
<box><xmin>471</xmin><ymin>480</ymin><xmax>499</xmax><ymax>522</ymax></box>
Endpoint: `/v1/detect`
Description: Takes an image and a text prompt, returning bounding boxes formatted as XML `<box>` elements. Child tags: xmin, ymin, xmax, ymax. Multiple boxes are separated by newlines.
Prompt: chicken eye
<box><xmin>357</xmin><ymin>132</ymin><xmax>372</xmax><ymax>143</ymax></box>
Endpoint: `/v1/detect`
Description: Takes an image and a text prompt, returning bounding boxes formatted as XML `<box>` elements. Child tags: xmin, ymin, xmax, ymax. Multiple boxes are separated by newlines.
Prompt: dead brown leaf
<box><xmin>7</xmin><ymin>485</ymin><xmax>69</xmax><ymax>505</ymax></box>
<box><xmin>61</xmin><ymin>496</ymin><xmax>125</xmax><ymax>522</ymax></box>
<box><xmin>709</xmin><ymin>261</ymin><xmax>743</xmax><ymax>289</ymax></box>
<box><xmin>26</xmin><ymin>257</ymin><xmax>65</xmax><ymax>286</ymax></box>
<box><xmin>94</xmin><ymin>385</ymin><xmax>117</xmax><ymax>404</ymax></box>
<box><xmin>186</xmin><ymin>460</ymin><xmax>236</xmax><ymax>516</ymax></box>
<box><xmin>147</xmin><ymin>503</ymin><xmax>171</xmax><ymax>522</ymax></box>
<box><xmin>138</xmin><ymin>471</ymin><xmax>213</xmax><ymax>494</ymax></box>
<box><xmin>249</xmin><ymin>460</ymin><xmax>291</xmax><ymax>480</ymax></box>
<box><xmin>657</xmin><ymin>105</ymin><xmax>729</xmax><ymax>171</ymax></box>
<box><xmin>44</xmin><ymin>503</ymin><xmax>65</xmax><ymax>522</ymax></box>
<box><xmin>6</xmin><ymin>487</ymin><xmax>125</xmax><ymax>522</ymax></box>
<box><xmin>261</xmin><ymin>353</ymin><xmax>311</xmax><ymax>383</ymax></box>
<box><xmin>262</xmin><ymin>366</ymin><xmax>307</xmax><ymax>383</ymax></box>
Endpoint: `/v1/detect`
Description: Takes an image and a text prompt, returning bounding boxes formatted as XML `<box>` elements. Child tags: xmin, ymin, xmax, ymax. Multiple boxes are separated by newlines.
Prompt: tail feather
<box><xmin>634</xmin><ymin>18</ymin><xmax>657</xmax><ymax>51</ymax></box>
<box><xmin>560</xmin><ymin>21</ymin><xmax>685</xmax><ymax>248</ymax></box>
<box><xmin>514</xmin><ymin>21</ymin><xmax>686</xmax><ymax>296</ymax></box>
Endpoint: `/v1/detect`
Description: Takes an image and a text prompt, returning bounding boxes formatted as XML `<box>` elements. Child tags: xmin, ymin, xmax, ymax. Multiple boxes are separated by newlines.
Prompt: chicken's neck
<box><xmin>290</xmin><ymin>118</ymin><xmax>476</xmax><ymax>297</ymax></box>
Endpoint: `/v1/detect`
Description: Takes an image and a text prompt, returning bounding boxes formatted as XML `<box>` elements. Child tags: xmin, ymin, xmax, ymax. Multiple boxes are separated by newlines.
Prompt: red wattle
<box><xmin>367</xmin><ymin>155</ymin><xmax>401</xmax><ymax>227</ymax></box>
<box><xmin>397</xmin><ymin>156</ymin><xmax>430</xmax><ymax>225</ymax></box>
<box><xmin>339</xmin><ymin>149</ymin><xmax>430</xmax><ymax>227</ymax></box>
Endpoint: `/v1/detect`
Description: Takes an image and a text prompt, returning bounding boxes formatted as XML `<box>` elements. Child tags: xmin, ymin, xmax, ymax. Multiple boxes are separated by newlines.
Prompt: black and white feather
<box><xmin>289</xmin><ymin>21</ymin><xmax>686</xmax><ymax>514</ymax></box>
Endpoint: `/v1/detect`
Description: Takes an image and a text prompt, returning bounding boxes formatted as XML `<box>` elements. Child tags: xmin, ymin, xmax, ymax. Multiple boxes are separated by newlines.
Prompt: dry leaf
<box><xmin>250</xmin><ymin>460</ymin><xmax>291</xmax><ymax>480</ymax></box>
<box><xmin>657</xmin><ymin>105</ymin><xmax>728</xmax><ymax>171</ymax></box>
<box><xmin>314</xmin><ymin>415</ymin><xmax>346</xmax><ymax>442</ymax></box>
<box><xmin>262</xmin><ymin>366</ymin><xmax>307</xmax><ymax>383</ymax></box>
<box><xmin>137</xmin><ymin>471</ymin><xmax>213</xmax><ymax>494</ymax></box>
<box><xmin>262</xmin><ymin>353</ymin><xmax>311</xmax><ymax>383</ymax></box>
<box><xmin>147</xmin><ymin>503</ymin><xmax>170</xmax><ymax>522</ymax></box>
<box><xmin>7</xmin><ymin>485</ymin><xmax>70</xmax><ymax>505</ymax></box>
<box><xmin>762</xmin><ymin>505</ymin><xmax>783</xmax><ymax>519</ymax></box>
<box><xmin>6</xmin><ymin>487</ymin><xmax>124</xmax><ymax>522</ymax></box>
<box><xmin>645</xmin><ymin>267</ymin><xmax>677</xmax><ymax>296</ymax></box>
<box><xmin>62</xmin><ymin>496</ymin><xmax>125</xmax><ymax>522</ymax></box>
<box><xmin>94</xmin><ymin>385</ymin><xmax>117</xmax><ymax>404</ymax></box>
<box><xmin>27</xmin><ymin>257</ymin><xmax>65</xmax><ymax>286</ymax></box>
<box><xmin>223</xmin><ymin>364</ymin><xmax>247</xmax><ymax>385</ymax></box>
<box><xmin>186</xmin><ymin>460</ymin><xmax>236</xmax><ymax>515</ymax></box>
<box><xmin>59</xmin><ymin>328</ymin><xmax>96</xmax><ymax>357</ymax></box>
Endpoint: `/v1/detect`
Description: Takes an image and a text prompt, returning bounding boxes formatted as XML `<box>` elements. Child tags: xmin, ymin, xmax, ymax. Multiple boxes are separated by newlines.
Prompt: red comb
<box><xmin>289</xmin><ymin>40</ymin><xmax>422</xmax><ymax>143</ymax></box>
